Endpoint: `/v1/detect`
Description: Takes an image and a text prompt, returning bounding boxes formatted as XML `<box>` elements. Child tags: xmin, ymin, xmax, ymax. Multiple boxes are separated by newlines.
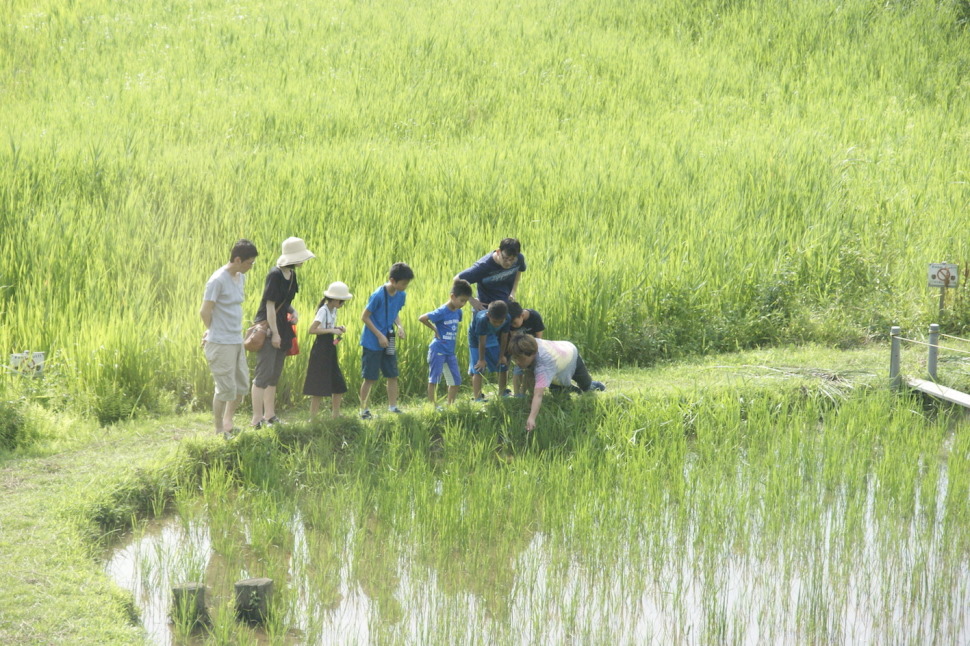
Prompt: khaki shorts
<box><xmin>204</xmin><ymin>342</ymin><xmax>249</xmax><ymax>401</ymax></box>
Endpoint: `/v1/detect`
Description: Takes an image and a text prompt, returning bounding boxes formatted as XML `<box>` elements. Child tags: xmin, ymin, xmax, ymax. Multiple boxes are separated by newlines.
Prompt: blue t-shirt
<box><xmin>360</xmin><ymin>285</ymin><xmax>407</xmax><ymax>351</ymax></box>
<box><xmin>468</xmin><ymin>310</ymin><xmax>511</xmax><ymax>349</ymax></box>
<box><xmin>425</xmin><ymin>304</ymin><xmax>463</xmax><ymax>355</ymax></box>
<box><xmin>457</xmin><ymin>252</ymin><xmax>526</xmax><ymax>305</ymax></box>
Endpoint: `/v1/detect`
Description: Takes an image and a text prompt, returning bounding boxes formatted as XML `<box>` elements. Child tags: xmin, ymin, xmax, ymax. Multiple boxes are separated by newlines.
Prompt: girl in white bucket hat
<box><xmin>250</xmin><ymin>237</ymin><xmax>316</xmax><ymax>428</ymax></box>
<box><xmin>303</xmin><ymin>281</ymin><xmax>354</xmax><ymax>419</ymax></box>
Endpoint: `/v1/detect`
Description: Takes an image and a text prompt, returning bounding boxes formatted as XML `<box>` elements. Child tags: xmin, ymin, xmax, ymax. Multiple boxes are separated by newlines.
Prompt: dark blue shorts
<box><xmin>468</xmin><ymin>344</ymin><xmax>508</xmax><ymax>375</ymax></box>
<box><xmin>361</xmin><ymin>348</ymin><xmax>399</xmax><ymax>381</ymax></box>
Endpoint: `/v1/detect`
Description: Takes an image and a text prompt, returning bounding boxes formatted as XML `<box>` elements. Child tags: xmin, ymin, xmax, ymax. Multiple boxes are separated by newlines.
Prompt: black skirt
<box><xmin>303</xmin><ymin>334</ymin><xmax>347</xmax><ymax>397</ymax></box>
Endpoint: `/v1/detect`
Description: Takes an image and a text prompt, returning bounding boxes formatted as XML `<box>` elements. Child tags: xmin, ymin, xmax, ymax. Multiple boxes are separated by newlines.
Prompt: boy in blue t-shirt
<box><xmin>468</xmin><ymin>300</ymin><xmax>512</xmax><ymax>401</ymax></box>
<box><xmin>359</xmin><ymin>262</ymin><xmax>414</xmax><ymax>419</ymax></box>
<box><xmin>418</xmin><ymin>279</ymin><xmax>473</xmax><ymax>407</ymax></box>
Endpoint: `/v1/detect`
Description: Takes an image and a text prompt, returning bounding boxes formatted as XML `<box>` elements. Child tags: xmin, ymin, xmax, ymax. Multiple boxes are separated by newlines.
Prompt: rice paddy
<box><xmin>106</xmin><ymin>387</ymin><xmax>970</xmax><ymax>644</ymax></box>
<box><xmin>4</xmin><ymin>1</ymin><xmax>970</xmax><ymax>643</ymax></box>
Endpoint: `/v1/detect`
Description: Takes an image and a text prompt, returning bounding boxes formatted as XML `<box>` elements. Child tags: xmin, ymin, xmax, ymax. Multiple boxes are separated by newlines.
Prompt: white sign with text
<box><xmin>928</xmin><ymin>263</ymin><xmax>959</xmax><ymax>288</ymax></box>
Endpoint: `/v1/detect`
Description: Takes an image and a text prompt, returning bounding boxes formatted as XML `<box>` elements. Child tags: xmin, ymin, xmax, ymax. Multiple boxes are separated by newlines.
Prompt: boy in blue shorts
<box><xmin>359</xmin><ymin>262</ymin><xmax>414</xmax><ymax>419</ymax></box>
<box><xmin>468</xmin><ymin>300</ymin><xmax>512</xmax><ymax>401</ymax></box>
<box><xmin>419</xmin><ymin>278</ymin><xmax>473</xmax><ymax>407</ymax></box>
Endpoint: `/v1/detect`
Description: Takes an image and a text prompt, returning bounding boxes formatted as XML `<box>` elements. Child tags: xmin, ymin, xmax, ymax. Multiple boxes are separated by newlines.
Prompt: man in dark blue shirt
<box><xmin>456</xmin><ymin>238</ymin><xmax>526</xmax><ymax>312</ymax></box>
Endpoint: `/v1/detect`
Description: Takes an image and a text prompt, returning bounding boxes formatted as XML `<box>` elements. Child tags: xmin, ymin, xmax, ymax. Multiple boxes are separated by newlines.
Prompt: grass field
<box><xmin>3</xmin><ymin>3</ymin><xmax>970</xmax><ymax>642</ymax></box>
<box><xmin>3</xmin><ymin>0</ymin><xmax>970</xmax><ymax>419</ymax></box>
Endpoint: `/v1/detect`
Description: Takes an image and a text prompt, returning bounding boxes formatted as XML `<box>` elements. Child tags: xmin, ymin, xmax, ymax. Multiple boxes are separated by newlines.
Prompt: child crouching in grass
<box><xmin>507</xmin><ymin>333</ymin><xmax>605</xmax><ymax>432</ymax></box>
<box><xmin>468</xmin><ymin>300</ymin><xmax>511</xmax><ymax>401</ymax></box>
<box><xmin>418</xmin><ymin>278</ymin><xmax>472</xmax><ymax>407</ymax></box>
<box><xmin>303</xmin><ymin>282</ymin><xmax>353</xmax><ymax>419</ymax></box>
<box><xmin>507</xmin><ymin>302</ymin><xmax>545</xmax><ymax>396</ymax></box>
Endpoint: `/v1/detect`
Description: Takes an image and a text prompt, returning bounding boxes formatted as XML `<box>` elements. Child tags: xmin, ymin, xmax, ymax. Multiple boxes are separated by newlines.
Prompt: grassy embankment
<box><xmin>4</xmin><ymin>345</ymin><xmax>967</xmax><ymax>644</ymax></box>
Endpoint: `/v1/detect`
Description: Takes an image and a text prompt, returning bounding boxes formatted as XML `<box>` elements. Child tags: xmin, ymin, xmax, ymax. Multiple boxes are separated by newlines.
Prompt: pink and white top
<box><xmin>533</xmin><ymin>340</ymin><xmax>579</xmax><ymax>390</ymax></box>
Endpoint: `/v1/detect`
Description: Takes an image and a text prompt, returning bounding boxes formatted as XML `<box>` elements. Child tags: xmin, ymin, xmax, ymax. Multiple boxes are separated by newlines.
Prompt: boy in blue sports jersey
<box><xmin>419</xmin><ymin>279</ymin><xmax>473</xmax><ymax>406</ymax></box>
<box><xmin>359</xmin><ymin>262</ymin><xmax>414</xmax><ymax>419</ymax></box>
<box><xmin>468</xmin><ymin>300</ymin><xmax>512</xmax><ymax>401</ymax></box>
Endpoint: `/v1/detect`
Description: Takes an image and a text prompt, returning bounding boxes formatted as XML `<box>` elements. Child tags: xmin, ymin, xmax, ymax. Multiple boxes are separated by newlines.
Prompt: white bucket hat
<box><xmin>276</xmin><ymin>237</ymin><xmax>316</xmax><ymax>267</ymax></box>
<box><xmin>324</xmin><ymin>281</ymin><xmax>353</xmax><ymax>301</ymax></box>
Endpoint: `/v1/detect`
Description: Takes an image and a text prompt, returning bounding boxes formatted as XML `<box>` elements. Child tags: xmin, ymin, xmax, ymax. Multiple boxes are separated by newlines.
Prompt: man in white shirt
<box><xmin>200</xmin><ymin>239</ymin><xmax>258</xmax><ymax>437</ymax></box>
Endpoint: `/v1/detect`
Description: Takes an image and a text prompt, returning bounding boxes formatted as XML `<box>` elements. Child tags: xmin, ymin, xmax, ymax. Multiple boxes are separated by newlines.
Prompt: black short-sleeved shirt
<box><xmin>255</xmin><ymin>267</ymin><xmax>299</xmax><ymax>348</ymax></box>
<box><xmin>511</xmin><ymin>309</ymin><xmax>545</xmax><ymax>337</ymax></box>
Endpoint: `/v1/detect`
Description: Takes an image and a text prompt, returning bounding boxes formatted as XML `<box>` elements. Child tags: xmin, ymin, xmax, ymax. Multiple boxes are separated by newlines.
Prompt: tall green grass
<box><xmin>2</xmin><ymin>0</ymin><xmax>970</xmax><ymax>414</ymax></box>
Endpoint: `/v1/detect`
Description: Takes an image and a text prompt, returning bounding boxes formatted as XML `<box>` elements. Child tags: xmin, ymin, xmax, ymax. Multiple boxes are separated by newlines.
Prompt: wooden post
<box><xmin>171</xmin><ymin>583</ymin><xmax>208</xmax><ymax>628</ymax></box>
<box><xmin>928</xmin><ymin>323</ymin><xmax>940</xmax><ymax>381</ymax></box>
<box><xmin>890</xmin><ymin>326</ymin><xmax>901</xmax><ymax>390</ymax></box>
<box><xmin>235</xmin><ymin>577</ymin><xmax>273</xmax><ymax>625</ymax></box>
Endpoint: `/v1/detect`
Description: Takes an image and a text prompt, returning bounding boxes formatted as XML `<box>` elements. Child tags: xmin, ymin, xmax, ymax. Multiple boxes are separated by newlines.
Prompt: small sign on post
<box><xmin>9</xmin><ymin>352</ymin><xmax>45</xmax><ymax>377</ymax></box>
<box><xmin>929</xmin><ymin>263</ymin><xmax>959</xmax><ymax>318</ymax></box>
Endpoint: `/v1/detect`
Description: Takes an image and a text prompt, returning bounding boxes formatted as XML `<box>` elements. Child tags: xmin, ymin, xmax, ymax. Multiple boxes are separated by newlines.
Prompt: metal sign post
<box><xmin>928</xmin><ymin>263</ymin><xmax>959</xmax><ymax>319</ymax></box>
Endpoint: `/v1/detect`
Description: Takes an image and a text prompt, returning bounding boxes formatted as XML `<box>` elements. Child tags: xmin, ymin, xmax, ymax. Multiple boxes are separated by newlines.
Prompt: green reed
<box><xmin>4</xmin><ymin>0</ymin><xmax>970</xmax><ymax>415</ymax></box>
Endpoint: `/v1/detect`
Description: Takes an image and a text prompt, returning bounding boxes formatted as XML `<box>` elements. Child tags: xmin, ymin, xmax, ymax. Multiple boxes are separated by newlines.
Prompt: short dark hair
<box><xmin>451</xmin><ymin>278</ymin><xmax>473</xmax><ymax>298</ymax></box>
<box><xmin>508</xmin><ymin>333</ymin><xmax>538</xmax><ymax>359</ymax></box>
<box><xmin>230</xmin><ymin>239</ymin><xmax>259</xmax><ymax>262</ymax></box>
<box><xmin>507</xmin><ymin>302</ymin><xmax>523</xmax><ymax>321</ymax></box>
<box><xmin>487</xmin><ymin>300</ymin><xmax>508</xmax><ymax>321</ymax></box>
<box><xmin>499</xmin><ymin>238</ymin><xmax>520</xmax><ymax>256</ymax></box>
<box><xmin>389</xmin><ymin>262</ymin><xmax>414</xmax><ymax>282</ymax></box>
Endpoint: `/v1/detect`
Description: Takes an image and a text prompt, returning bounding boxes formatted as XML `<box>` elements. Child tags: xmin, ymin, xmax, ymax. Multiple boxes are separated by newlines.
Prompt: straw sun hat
<box><xmin>276</xmin><ymin>237</ymin><xmax>316</xmax><ymax>267</ymax></box>
<box><xmin>324</xmin><ymin>281</ymin><xmax>353</xmax><ymax>301</ymax></box>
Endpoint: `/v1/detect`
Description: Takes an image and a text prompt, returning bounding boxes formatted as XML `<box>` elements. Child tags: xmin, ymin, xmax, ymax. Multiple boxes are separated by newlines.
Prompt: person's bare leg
<box><xmin>250</xmin><ymin>385</ymin><xmax>264</xmax><ymax>425</ymax></box>
<box><xmin>387</xmin><ymin>378</ymin><xmax>399</xmax><ymax>408</ymax></box>
<box><xmin>263</xmin><ymin>385</ymin><xmax>277</xmax><ymax>420</ymax></box>
<box><xmin>359</xmin><ymin>379</ymin><xmax>376</xmax><ymax>412</ymax></box>
<box><xmin>213</xmin><ymin>397</ymin><xmax>228</xmax><ymax>433</ymax></box>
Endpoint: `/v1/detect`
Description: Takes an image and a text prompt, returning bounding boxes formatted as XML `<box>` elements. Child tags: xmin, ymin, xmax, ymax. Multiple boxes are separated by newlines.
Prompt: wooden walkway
<box><xmin>905</xmin><ymin>377</ymin><xmax>970</xmax><ymax>409</ymax></box>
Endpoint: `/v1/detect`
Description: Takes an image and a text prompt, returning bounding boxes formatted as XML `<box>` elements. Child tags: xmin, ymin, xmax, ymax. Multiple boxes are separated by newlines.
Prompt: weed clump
<box><xmin>0</xmin><ymin>398</ymin><xmax>34</xmax><ymax>451</ymax></box>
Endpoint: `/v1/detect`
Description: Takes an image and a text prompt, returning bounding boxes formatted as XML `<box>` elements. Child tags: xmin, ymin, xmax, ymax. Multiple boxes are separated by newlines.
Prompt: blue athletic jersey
<box><xmin>425</xmin><ymin>304</ymin><xmax>462</xmax><ymax>355</ymax></box>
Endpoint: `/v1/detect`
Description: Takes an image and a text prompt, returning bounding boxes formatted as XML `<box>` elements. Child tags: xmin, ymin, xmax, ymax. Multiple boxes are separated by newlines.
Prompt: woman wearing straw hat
<box><xmin>250</xmin><ymin>237</ymin><xmax>315</xmax><ymax>428</ymax></box>
<box><xmin>303</xmin><ymin>281</ymin><xmax>353</xmax><ymax>419</ymax></box>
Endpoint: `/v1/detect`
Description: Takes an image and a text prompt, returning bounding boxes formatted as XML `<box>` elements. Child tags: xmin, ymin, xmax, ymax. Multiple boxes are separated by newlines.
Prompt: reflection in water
<box><xmin>105</xmin><ymin>519</ymin><xmax>211</xmax><ymax>645</ymax></box>
<box><xmin>105</xmin><ymin>473</ymin><xmax>970</xmax><ymax>645</ymax></box>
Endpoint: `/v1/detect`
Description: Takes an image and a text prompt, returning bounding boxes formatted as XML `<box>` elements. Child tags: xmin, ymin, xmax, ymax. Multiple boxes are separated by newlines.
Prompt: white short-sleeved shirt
<box><xmin>203</xmin><ymin>267</ymin><xmax>246</xmax><ymax>344</ymax></box>
<box><xmin>314</xmin><ymin>304</ymin><xmax>338</xmax><ymax>330</ymax></box>
<box><xmin>533</xmin><ymin>340</ymin><xmax>579</xmax><ymax>390</ymax></box>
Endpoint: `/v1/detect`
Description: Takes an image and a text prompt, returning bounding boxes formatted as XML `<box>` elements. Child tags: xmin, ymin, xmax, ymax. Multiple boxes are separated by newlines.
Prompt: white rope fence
<box><xmin>896</xmin><ymin>336</ymin><xmax>970</xmax><ymax>357</ymax></box>
<box><xmin>891</xmin><ymin>324</ymin><xmax>970</xmax><ymax>389</ymax></box>
<box><xmin>941</xmin><ymin>333</ymin><xmax>970</xmax><ymax>345</ymax></box>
